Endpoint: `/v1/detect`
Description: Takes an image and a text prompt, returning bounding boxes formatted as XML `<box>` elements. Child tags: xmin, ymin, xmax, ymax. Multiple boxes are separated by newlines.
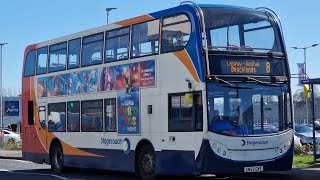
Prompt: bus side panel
<box><xmin>156</xmin><ymin>150</ymin><xmax>196</xmax><ymax>175</ymax></box>
<box><xmin>63</xmin><ymin>149</ymin><xmax>135</xmax><ymax>172</ymax></box>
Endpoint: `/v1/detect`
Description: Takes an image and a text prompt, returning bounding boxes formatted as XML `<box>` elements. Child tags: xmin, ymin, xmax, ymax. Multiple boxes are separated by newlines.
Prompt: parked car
<box><xmin>314</xmin><ymin>120</ymin><xmax>320</xmax><ymax>133</ymax></box>
<box><xmin>2</xmin><ymin>129</ymin><xmax>21</xmax><ymax>143</ymax></box>
<box><xmin>294</xmin><ymin>135</ymin><xmax>302</xmax><ymax>147</ymax></box>
<box><xmin>294</xmin><ymin>124</ymin><xmax>320</xmax><ymax>145</ymax></box>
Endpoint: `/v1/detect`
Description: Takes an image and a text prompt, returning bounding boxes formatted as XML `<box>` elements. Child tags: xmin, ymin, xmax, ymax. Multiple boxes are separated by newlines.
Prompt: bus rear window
<box><xmin>24</xmin><ymin>50</ymin><xmax>36</xmax><ymax>77</ymax></box>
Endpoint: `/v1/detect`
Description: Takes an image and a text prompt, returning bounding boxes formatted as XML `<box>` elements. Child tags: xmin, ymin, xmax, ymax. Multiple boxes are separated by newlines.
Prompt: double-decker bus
<box><xmin>22</xmin><ymin>2</ymin><xmax>293</xmax><ymax>179</ymax></box>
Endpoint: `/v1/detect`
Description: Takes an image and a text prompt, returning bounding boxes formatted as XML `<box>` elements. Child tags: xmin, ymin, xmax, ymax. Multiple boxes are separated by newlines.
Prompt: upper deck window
<box><xmin>105</xmin><ymin>27</ymin><xmax>130</xmax><ymax>62</ymax></box>
<box><xmin>81</xmin><ymin>33</ymin><xmax>104</xmax><ymax>67</ymax></box>
<box><xmin>131</xmin><ymin>19</ymin><xmax>160</xmax><ymax>58</ymax></box>
<box><xmin>202</xmin><ymin>7</ymin><xmax>282</xmax><ymax>53</ymax></box>
<box><xmin>24</xmin><ymin>50</ymin><xmax>36</xmax><ymax>77</ymax></box>
<box><xmin>161</xmin><ymin>14</ymin><xmax>191</xmax><ymax>53</ymax></box>
<box><xmin>49</xmin><ymin>42</ymin><xmax>67</xmax><ymax>72</ymax></box>
<box><xmin>68</xmin><ymin>38</ymin><xmax>81</xmax><ymax>69</ymax></box>
<box><xmin>36</xmin><ymin>47</ymin><xmax>48</xmax><ymax>75</ymax></box>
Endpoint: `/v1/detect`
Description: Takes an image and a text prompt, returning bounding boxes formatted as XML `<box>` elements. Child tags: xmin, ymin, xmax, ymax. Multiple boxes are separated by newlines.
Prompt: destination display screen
<box><xmin>208</xmin><ymin>56</ymin><xmax>286</xmax><ymax>76</ymax></box>
<box><xmin>221</xmin><ymin>59</ymin><xmax>272</xmax><ymax>75</ymax></box>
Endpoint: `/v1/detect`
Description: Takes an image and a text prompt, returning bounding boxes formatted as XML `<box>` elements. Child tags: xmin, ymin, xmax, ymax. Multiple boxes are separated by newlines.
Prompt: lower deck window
<box><xmin>48</xmin><ymin>102</ymin><xmax>66</xmax><ymax>132</ymax></box>
<box><xmin>81</xmin><ymin>100</ymin><xmax>103</xmax><ymax>132</ymax></box>
<box><xmin>105</xmin><ymin>98</ymin><xmax>117</xmax><ymax>131</ymax></box>
<box><xmin>67</xmin><ymin>101</ymin><xmax>80</xmax><ymax>132</ymax></box>
<box><xmin>168</xmin><ymin>92</ymin><xmax>202</xmax><ymax>132</ymax></box>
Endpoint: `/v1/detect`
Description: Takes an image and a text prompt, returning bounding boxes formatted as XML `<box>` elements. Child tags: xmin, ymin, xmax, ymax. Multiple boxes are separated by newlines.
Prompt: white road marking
<box><xmin>14</xmin><ymin>172</ymin><xmax>69</xmax><ymax>179</ymax></box>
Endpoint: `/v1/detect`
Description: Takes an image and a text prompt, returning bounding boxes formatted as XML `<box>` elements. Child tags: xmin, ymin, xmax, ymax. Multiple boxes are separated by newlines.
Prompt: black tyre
<box><xmin>137</xmin><ymin>145</ymin><xmax>156</xmax><ymax>180</ymax></box>
<box><xmin>50</xmin><ymin>143</ymin><xmax>64</xmax><ymax>173</ymax></box>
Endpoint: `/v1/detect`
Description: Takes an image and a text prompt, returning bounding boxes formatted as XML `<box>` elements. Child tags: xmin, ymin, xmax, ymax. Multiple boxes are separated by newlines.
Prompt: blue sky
<box><xmin>0</xmin><ymin>0</ymin><xmax>319</xmax><ymax>93</ymax></box>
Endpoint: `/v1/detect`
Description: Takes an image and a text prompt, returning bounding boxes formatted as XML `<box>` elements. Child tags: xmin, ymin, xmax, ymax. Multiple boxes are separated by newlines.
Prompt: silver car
<box><xmin>295</xmin><ymin>124</ymin><xmax>320</xmax><ymax>145</ymax></box>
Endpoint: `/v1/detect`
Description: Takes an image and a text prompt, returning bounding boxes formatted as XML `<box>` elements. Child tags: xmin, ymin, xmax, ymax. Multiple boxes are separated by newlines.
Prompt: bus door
<box><xmin>38</xmin><ymin>102</ymin><xmax>48</xmax><ymax>150</ymax></box>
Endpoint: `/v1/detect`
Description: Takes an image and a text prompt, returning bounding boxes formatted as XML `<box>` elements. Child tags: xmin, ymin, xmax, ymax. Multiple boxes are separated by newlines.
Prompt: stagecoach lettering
<box><xmin>101</xmin><ymin>137</ymin><xmax>123</xmax><ymax>146</ymax></box>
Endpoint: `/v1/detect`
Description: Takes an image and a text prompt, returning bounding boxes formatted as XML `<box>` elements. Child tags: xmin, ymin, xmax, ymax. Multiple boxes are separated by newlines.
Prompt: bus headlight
<box><xmin>276</xmin><ymin>138</ymin><xmax>292</xmax><ymax>157</ymax></box>
<box><xmin>209</xmin><ymin>141</ymin><xmax>231</xmax><ymax>159</ymax></box>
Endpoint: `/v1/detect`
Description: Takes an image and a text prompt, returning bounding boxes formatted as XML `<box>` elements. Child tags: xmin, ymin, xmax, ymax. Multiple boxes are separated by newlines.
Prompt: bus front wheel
<box><xmin>137</xmin><ymin>145</ymin><xmax>156</xmax><ymax>180</ymax></box>
<box><xmin>50</xmin><ymin>143</ymin><xmax>64</xmax><ymax>173</ymax></box>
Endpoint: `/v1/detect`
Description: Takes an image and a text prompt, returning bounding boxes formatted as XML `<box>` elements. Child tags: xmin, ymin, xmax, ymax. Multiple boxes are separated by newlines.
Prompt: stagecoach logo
<box><xmin>240</xmin><ymin>139</ymin><xmax>268</xmax><ymax>146</ymax></box>
<box><xmin>100</xmin><ymin>137</ymin><xmax>131</xmax><ymax>154</ymax></box>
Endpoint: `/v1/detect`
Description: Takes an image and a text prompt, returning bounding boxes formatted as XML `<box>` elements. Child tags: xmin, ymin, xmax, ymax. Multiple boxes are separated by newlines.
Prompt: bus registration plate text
<box><xmin>244</xmin><ymin>166</ymin><xmax>263</xmax><ymax>173</ymax></box>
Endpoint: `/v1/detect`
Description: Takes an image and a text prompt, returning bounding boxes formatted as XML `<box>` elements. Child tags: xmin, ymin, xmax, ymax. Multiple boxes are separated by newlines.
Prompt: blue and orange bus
<box><xmin>22</xmin><ymin>2</ymin><xmax>293</xmax><ymax>179</ymax></box>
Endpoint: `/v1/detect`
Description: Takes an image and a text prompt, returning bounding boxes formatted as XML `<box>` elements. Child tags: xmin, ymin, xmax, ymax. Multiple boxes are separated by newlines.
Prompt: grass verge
<box><xmin>293</xmin><ymin>154</ymin><xmax>320</xmax><ymax>168</ymax></box>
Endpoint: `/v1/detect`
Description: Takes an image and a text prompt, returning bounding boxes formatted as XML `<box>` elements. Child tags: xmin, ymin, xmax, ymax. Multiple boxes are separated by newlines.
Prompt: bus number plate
<box><xmin>244</xmin><ymin>166</ymin><xmax>263</xmax><ymax>173</ymax></box>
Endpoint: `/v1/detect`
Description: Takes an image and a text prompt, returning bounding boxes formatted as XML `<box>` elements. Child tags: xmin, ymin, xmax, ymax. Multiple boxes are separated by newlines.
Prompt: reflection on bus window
<box><xmin>161</xmin><ymin>14</ymin><xmax>191</xmax><ymax>53</ymax></box>
<box><xmin>105</xmin><ymin>27</ymin><xmax>129</xmax><ymax>62</ymax></box>
<box><xmin>81</xmin><ymin>33</ymin><xmax>104</xmax><ymax>67</ymax></box>
<box><xmin>81</xmin><ymin>100</ymin><xmax>103</xmax><ymax>132</ymax></box>
<box><xmin>131</xmin><ymin>20</ymin><xmax>160</xmax><ymax>58</ymax></box>
<box><xmin>68</xmin><ymin>38</ymin><xmax>81</xmax><ymax>69</ymax></box>
<box><xmin>105</xmin><ymin>98</ymin><xmax>116</xmax><ymax>131</ymax></box>
<box><xmin>48</xmin><ymin>102</ymin><xmax>66</xmax><ymax>132</ymax></box>
<box><xmin>37</xmin><ymin>47</ymin><xmax>48</xmax><ymax>75</ymax></box>
<box><xmin>67</xmin><ymin>101</ymin><xmax>80</xmax><ymax>132</ymax></box>
<box><xmin>49</xmin><ymin>42</ymin><xmax>67</xmax><ymax>72</ymax></box>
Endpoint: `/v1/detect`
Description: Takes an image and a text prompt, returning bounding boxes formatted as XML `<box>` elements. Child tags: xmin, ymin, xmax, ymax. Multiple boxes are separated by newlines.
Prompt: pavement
<box><xmin>0</xmin><ymin>149</ymin><xmax>22</xmax><ymax>160</ymax></box>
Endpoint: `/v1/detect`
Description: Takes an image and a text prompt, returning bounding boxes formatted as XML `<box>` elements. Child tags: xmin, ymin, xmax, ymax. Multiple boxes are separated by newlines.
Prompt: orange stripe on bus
<box><xmin>115</xmin><ymin>15</ymin><xmax>154</xmax><ymax>26</ymax></box>
<box><xmin>61</xmin><ymin>141</ymin><xmax>104</xmax><ymax>157</ymax></box>
<box><xmin>173</xmin><ymin>50</ymin><xmax>200</xmax><ymax>82</ymax></box>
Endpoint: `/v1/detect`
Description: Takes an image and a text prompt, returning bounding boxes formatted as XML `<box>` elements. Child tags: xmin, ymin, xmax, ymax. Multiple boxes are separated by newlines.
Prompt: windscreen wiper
<box><xmin>214</xmin><ymin>77</ymin><xmax>235</xmax><ymax>86</ymax></box>
<box><xmin>246</xmin><ymin>76</ymin><xmax>277</xmax><ymax>86</ymax></box>
<box><xmin>214</xmin><ymin>77</ymin><xmax>252</xmax><ymax>89</ymax></box>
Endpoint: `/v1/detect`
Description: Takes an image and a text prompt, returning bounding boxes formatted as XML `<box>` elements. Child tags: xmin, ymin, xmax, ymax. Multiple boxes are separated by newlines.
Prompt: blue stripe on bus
<box><xmin>23</xmin><ymin>148</ymin><xmax>196</xmax><ymax>176</ymax></box>
<box><xmin>150</xmin><ymin>4</ymin><xmax>205</xmax><ymax>82</ymax></box>
<box><xmin>195</xmin><ymin>139</ymin><xmax>294</xmax><ymax>174</ymax></box>
<box><xmin>155</xmin><ymin>150</ymin><xmax>196</xmax><ymax>175</ymax></box>
<box><xmin>76</xmin><ymin>148</ymin><xmax>196</xmax><ymax>175</ymax></box>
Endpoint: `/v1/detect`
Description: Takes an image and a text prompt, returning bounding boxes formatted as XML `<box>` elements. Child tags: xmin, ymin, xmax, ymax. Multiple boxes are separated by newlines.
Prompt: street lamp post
<box><xmin>106</xmin><ymin>8</ymin><xmax>117</xmax><ymax>25</ymax></box>
<box><xmin>0</xmin><ymin>43</ymin><xmax>7</xmax><ymax>148</ymax></box>
<box><xmin>291</xmin><ymin>44</ymin><xmax>319</xmax><ymax>124</ymax></box>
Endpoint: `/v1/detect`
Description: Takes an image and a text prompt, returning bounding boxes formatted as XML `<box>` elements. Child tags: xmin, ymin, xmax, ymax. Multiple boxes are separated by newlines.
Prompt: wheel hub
<box><xmin>142</xmin><ymin>153</ymin><xmax>154</xmax><ymax>174</ymax></box>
